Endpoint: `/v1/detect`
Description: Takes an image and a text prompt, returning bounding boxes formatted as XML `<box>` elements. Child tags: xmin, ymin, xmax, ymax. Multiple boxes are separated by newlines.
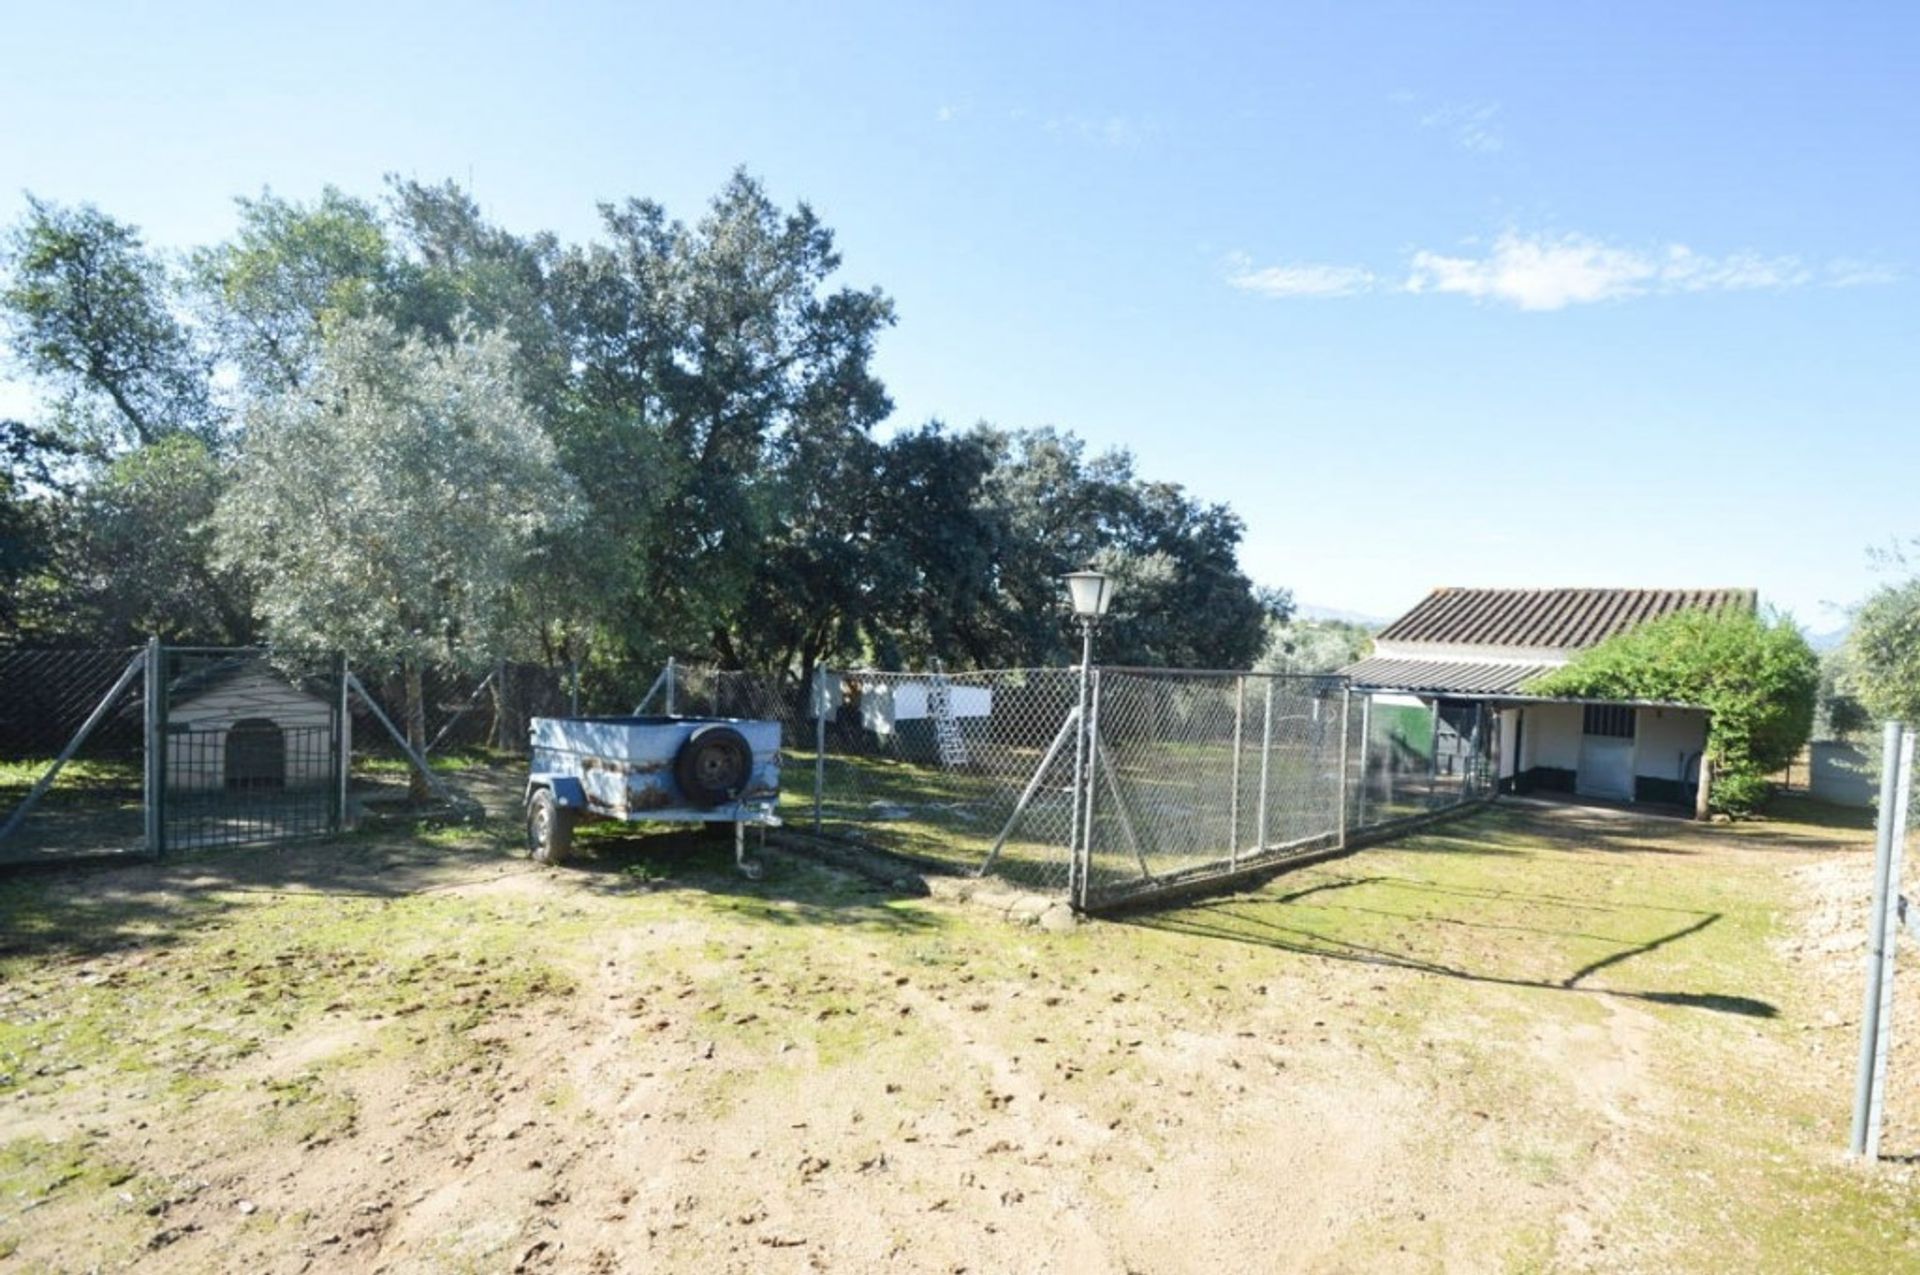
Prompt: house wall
<box><xmin>1524</xmin><ymin>703</ymin><xmax>1583</xmax><ymax>771</ymax></box>
<box><xmin>1634</xmin><ymin>708</ymin><xmax>1708</xmax><ymax>782</ymax></box>
<box><xmin>167</xmin><ymin>670</ymin><xmax>339</xmax><ymax>792</ymax></box>
<box><xmin>1503</xmin><ymin>702</ymin><xmax>1706</xmax><ymax>805</ymax></box>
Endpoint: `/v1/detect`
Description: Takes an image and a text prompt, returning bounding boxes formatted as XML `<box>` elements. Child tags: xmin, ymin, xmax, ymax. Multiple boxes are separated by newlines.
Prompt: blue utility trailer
<box><xmin>524</xmin><ymin>715</ymin><xmax>783</xmax><ymax>875</ymax></box>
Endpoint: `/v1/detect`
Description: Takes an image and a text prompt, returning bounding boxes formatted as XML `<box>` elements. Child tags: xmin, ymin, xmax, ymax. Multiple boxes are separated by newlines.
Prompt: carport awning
<box><xmin>1341</xmin><ymin>656</ymin><xmax>1551</xmax><ymax>696</ymax></box>
<box><xmin>1340</xmin><ymin>656</ymin><xmax>1707</xmax><ymax>711</ymax></box>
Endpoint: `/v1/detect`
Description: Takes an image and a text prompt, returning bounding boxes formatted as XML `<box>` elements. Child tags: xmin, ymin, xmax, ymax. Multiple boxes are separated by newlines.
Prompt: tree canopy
<box><xmin>0</xmin><ymin>174</ymin><xmax>1280</xmax><ymax>696</ymax></box>
<box><xmin>1528</xmin><ymin>608</ymin><xmax>1818</xmax><ymax>813</ymax></box>
<box><xmin>1846</xmin><ymin>577</ymin><xmax>1920</xmax><ymax>726</ymax></box>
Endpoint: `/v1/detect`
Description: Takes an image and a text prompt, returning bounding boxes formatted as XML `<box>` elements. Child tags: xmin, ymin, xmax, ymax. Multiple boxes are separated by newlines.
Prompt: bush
<box><xmin>1528</xmin><ymin>609</ymin><xmax>1817</xmax><ymax>815</ymax></box>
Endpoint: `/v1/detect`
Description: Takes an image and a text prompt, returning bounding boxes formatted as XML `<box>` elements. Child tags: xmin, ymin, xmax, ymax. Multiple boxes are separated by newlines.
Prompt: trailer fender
<box><xmin>526</xmin><ymin>774</ymin><xmax>588</xmax><ymax>810</ymax></box>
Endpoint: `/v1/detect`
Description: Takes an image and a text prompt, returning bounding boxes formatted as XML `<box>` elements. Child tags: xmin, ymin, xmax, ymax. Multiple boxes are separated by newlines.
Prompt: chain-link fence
<box><xmin>0</xmin><ymin>644</ymin><xmax>578</xmax><ymax>865</ymax></box>
<box><xmin>1084</xmin><ymin>670</ymin><xmax>1351</xmax><ymax>907</ymax></box>
<box><xmin>2</xmin><ymin>646</ymin><xmax>1495</xmax><ymax>893</ymax></box>
<box><xmin>0</xmin><ymin>647</ymin><xmax>148</xmax><ymax>866</ymax></box>
<box><xmin>636</xmin><ymin>659</ymin><xmax>1495</xmax><ymax>909</ymax></box>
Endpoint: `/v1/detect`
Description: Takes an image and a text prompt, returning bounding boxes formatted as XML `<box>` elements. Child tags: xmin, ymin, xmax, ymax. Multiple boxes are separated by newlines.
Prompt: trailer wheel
<box><xmin>675</xmin><ymin>724</ymin><xmax>753</xmax><ymax>808</ymax></box>
<box><xmin>527</xmin><ymin>788</ymin><xmax>574</xmax><ymax>864</ymax></box>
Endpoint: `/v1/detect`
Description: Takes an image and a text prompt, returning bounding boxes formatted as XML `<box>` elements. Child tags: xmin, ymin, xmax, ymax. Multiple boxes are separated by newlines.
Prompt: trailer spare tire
<box><xmin>674</xmin><ymin>724</ymin><xmax>753</xmax><ymax>808</ymax></box>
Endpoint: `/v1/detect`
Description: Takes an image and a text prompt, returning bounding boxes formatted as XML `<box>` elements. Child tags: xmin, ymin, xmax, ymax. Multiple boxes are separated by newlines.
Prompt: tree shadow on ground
<box><xmin>1122</xmin><ymin>872</ymin><xmax>1776</xmax><ymax>1019</ymax></box>
<box><xmin>0</xmin><ymin>805</ymin><xmax>936</xmax><ymax>965</ymax></box>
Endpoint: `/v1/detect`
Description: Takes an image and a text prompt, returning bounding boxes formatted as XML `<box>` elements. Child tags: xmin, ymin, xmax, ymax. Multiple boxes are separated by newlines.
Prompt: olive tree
<box><xmin>215</xmin><ymin>315</ymin><xmax>576</xmax><ymax>797</ymax></box>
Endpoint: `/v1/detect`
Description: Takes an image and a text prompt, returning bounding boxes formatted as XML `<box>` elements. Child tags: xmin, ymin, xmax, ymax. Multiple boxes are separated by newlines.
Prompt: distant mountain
<box><xmin>1293</xmin><ymin>602</ymin><xmax>1388</xmax><ymax>629</ymax></box>
<box><xmin>1804</xmin><ymin>624</ymin><xmax>1850</xmax><ymax>653</ymax></box>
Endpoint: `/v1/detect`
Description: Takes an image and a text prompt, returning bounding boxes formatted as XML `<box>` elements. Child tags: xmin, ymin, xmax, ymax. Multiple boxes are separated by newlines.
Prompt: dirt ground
<box><xmin>2</xmin><ymin>785</ymin><xmax>1917</xmax><ymax>1273</ymax></box>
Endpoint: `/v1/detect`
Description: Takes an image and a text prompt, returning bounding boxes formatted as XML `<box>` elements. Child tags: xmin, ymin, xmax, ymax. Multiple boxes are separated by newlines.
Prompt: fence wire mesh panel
<box><xmin>158</xmin><ymin>647</ymin><xmax>345</xmax><ymax>853</ymax></box>
<box><xmin>811</xmin><ymin>668</ymin><xmax>1082</xmax><ymax>892</ymax></box>
<box><xmin>0</xmin><ymin>647</ymin><xmax>148</xmax><ymax>865</ymax></box>
<box><xmin>1081</xmin><ymin>671</ymin><xmax>1349</xmax><ymax>908</ymax></box>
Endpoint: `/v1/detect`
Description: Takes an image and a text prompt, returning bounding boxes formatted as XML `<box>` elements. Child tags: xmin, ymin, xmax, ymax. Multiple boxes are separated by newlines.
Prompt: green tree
<box><xmin>0</xmin><ymin>419</ymin><xmax>76</xmax><ymax>638</ymax></box>
<box><xmin>1259</xmin><ymin>616</ymin><xmax>1373</xmax><ymax>675</ymax></box>
<box><xmin>192</xmin><ymin>187</ymin><xmax>400</xmax><ymax>395</ymax></box>
<box><xmin>2</xmin><ymin>197</ymin><xmax>217</xmax><ymax>453</ymax></box>
<box><xmin>215</xmin><ymin>315</ymin><xmax>576</xmax><ymax>797</ymax></box>
<box><xmin>968</xmin><ymin>427</ymin><xmax>1271</xmax><ymax>669</ymax></box>
<box><xmin>1529</xmin><ymin>608</ymin><xmax>1818</xmax><ymax>813</ymax></box>
<box><xmin>548</xmin><ymin>171</ymin><xmax>895</xmax><ymax>675</ymax></box>
<box><xmin>1848</xmin><ymin>578</ymin><xmax>1920</xmax><ymax>726</ymax></box>
<box><xmin>1816</xmin><ymin>645</ymin><xmax>1871</xmax><ymax>741</ymax></box>
<box><xmin>60</xmin><ymin>435</ymin><xmax>253</xmax><ymax>644</ymax></box>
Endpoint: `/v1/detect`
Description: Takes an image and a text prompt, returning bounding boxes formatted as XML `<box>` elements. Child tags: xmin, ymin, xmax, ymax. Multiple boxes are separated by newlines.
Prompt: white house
<box><xmin>1340</xmin><ymin>587</ymin><xmax>1755</xmax><ymax>812</ymax></box>
<box><xmin>166</xmin><ymin>660</ymin><xmax>340</xmax><ymax>793</ymax></box>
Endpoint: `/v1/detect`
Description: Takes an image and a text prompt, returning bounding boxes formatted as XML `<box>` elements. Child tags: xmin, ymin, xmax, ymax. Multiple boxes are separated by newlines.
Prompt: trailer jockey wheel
<box><xmin>527</xmin><ymin>789</ymin><xmax>573</xmax><ymax>865</ymax></box>
<box><xmin>674</xmin><ymin>724</ymin><xmax>753</xmax><ymax>808</ymax></box>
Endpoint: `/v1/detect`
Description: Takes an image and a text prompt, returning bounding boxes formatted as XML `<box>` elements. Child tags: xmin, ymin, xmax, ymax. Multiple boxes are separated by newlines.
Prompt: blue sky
<box><xmin>2</xmin><ymin>1</ymin><xmax>1915</xmax><ymax>628</ymax></box>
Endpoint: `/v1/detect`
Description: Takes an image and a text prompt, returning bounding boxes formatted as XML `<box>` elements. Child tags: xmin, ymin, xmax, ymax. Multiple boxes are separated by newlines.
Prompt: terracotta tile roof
<box><xmin>1376</xmin><ymin>587</ymin><xmax>1756</xmax><ymax>650</ymax></box>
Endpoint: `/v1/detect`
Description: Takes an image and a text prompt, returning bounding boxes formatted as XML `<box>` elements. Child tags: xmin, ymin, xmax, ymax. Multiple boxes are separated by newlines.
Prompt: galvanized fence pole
<box><xmin>569</xmin><ymin>659</ymin><xmax>580</xmax><ymax>717</ymax></box>
<box><xmin>1428</xmin><ymin>702</ymin><xmax>1442</xmax><ymax>809</ymax></box>
<box><xmin>1337</xmin><ymin>684</ymin><xmax>1352</xmax><ymax>849</ymax></box>
<box><xmin>1356</xmin><ymin>693</ymin><xmax>1372</xmax><ymax>829</ymax></box>
<box><xmin>1081</xmin><ymin>668</ymin><xmax>1105</xmax><ymax>901</ymax></box>
<box><xmin>1254</xmin><ymin>677</ymin><xmax>1274</xmax><ymax>861</ymax></box>
<box><xmin>144</xmin><ymin>637</ymin><xmax>163</xmax><ymax>857</ymax></box>
<box><xmin>665</xmin><ymin>656</ymin><xmax>677</xmax><ymax>716</ymax></box>
<box><xmin>1067</xmin><ymin>627</ymin><xmax>1094</xmax><ymax>908</ymax></box>
<box><xmin>1230</xmin><ymin>676</ymin><xmax>1245</xmax><ymax>854</ymax></box>
<box><xmin>335</xmin><ymin>653</ymin><xmax>351</xmax><ymax>834</ymax></box>
<box><xmin>1852</xmin><ymin>721</ymin><xmax>1914</xmax><ymax>1158</ymax></box>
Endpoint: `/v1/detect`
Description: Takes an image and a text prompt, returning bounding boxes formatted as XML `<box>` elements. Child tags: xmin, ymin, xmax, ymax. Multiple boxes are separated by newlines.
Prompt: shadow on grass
<box><xmin>1123</xmin><ymin>874</ymin><xmax>1776</xmax><ymax>1019</ymax></box>
<box><xmin>562</xmin><ymin>823</ymin><xmax>943</xmax><ymax>934</ymax></box>
<box><xmin>1</xmin><ymin>800</ymin><xmax>937</xmax><ymax>964</ymax></box>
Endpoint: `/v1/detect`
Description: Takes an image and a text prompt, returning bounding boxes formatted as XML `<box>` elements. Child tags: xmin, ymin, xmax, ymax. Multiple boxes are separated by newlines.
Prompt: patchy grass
<box><xmin>0</xmin><ymin>794</ymin><xmax>1914</xmax><ymax>1272</ymax></box>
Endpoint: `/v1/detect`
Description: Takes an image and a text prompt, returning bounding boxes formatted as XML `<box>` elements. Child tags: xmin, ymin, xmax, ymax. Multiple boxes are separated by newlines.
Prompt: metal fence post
<box><xmin>569</xmin><ymin>659</ymin><xmax>580</xmax><ymax>717</ymax></box>
<box><xmin>1081</xmin><ymin>668</ymin><xmax>1105</xmax><ymax>903</ymax></box>
<box><xmin>335</xmin><ymin>653</ymin><xmax>351</xmax><ymax>834</ymax></box>
<box><xmin>1337</xmin><ymin>684</ymin><xmax>1352</xmax><ymax>849</ymax></box>
<box><xmin>665</xmin><ymin>656</ymin><xmax>677</xmax><ymax>716</ymax></box>
<box><xmin>1852</xmin><ymin>721</ymin><xmax>1914</xmax><ymax>1158</ymax></box>
<box><xmin>1254</xmin><ymin>677</ymin><xmax>1274</xmax><ymax>861</ymax></box>
<box><xmin>1230</xmin><ymin>676</ymin><xmax>1245</xmax><ymax>855</ymax></box>
<box><xmin>1428</xmin><ymin>701</ymin><xmax>1443</xmax><ymax>808</ymax></box>
<box><xmin>1357</xmin><ymin>693</ymin><xmax>1372</xmax><ymax>829</ymax></box>
<box><xmin>1067</xmin><ymin>627</ymin><xmax>1094</xmax><ymax>908</ymax></box>
<box><xmin>144</xmin><ymin>637</ymin><xmax>163</xmax><ymax>858</ymax></box>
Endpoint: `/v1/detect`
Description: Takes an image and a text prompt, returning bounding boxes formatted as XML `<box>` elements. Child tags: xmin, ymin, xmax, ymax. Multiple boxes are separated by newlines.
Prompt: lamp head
<box><xmin>1063</xmin><ymin>569</ymin><xmax>1114</xmax><ymax>621</ymax></box>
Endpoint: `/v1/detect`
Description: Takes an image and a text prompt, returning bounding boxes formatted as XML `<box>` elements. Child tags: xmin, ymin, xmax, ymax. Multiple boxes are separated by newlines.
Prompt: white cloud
<box><xmin>1231</xmin><ymin>232</ymin><xmax>1899</xmax><ymax>310</ymax></box>
<box><xmin>1227</xmin><ymin>260</ymin><xmax>1376</xmax><ymax>298</ymax></box>
<box><xmin>1405</xmin><ymin>232</ymin><xmax>1823</xmax><ymax>310</ymax></box>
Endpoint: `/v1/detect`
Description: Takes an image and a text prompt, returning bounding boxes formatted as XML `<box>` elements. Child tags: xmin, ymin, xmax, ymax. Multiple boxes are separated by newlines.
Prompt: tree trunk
<box><xmin>405</xmin><ymin>657</ymin><xmax>431</xmax><ymax>804</ymax></box>
<box><xmin>489</xmin><ymin>659</ymin><xmax>510</xmax><ymax>751</ymax></box>
<box><xmin>1694</xmin><ymin>754</ymin><xmax>1713</xmax><ymax>821</ymax></box>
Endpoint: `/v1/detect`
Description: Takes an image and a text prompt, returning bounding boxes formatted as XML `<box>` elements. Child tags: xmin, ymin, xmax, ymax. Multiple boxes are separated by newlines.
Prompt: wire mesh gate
<box><xmin>154</xmin><ymin>647</ymin><xmax>348</xmax><ymax>853</ymax></box>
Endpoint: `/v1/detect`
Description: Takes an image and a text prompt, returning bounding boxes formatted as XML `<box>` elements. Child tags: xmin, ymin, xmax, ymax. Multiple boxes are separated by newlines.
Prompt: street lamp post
<box><xmin>1062</xmin><ymin>569</ymin><xmax>1114</xmax><ymax>905</ymax></box>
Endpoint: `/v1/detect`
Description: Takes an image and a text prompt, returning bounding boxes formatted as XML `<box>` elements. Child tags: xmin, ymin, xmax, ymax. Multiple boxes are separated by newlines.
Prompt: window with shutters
<box><xmin>1582</xmin><ymin>704</ymin><xmax>1636</xmax><ymax>739</ymax></box>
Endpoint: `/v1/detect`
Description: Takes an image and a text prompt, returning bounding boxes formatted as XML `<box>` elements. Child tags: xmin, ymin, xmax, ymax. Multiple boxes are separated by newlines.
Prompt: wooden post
<box><xmin>1695</xmin><ymin>753</ymin><xmax>1713</xmax><ymax>820</ymax></box>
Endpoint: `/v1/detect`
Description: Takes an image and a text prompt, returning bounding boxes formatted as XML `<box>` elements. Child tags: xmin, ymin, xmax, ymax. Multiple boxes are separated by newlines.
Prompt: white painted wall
<box><xmin>1523</xmin><ymin>703</ymin><xmax>1583</xmax><ymax>771</ymax></box>
<box><xmin>1497</xmin><ymin>708</ymin><xmax>1522</xmax><ymax>778</ymax></box>
<box><xmin>1633</xmin><ymin>708</ymin><xmax>1708</xmax><ymax>782</ymax></box>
